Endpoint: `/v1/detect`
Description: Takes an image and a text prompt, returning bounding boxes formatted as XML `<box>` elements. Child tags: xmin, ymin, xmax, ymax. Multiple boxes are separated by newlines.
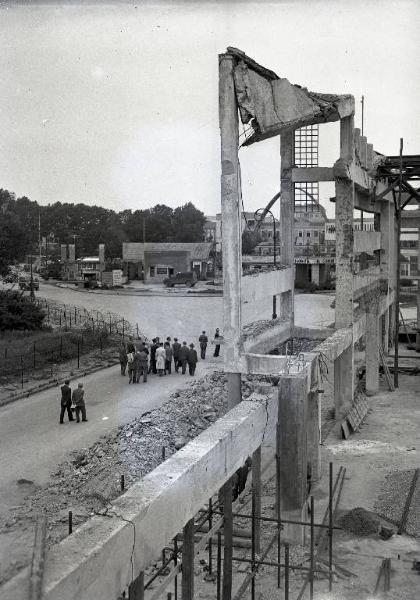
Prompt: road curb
<box><xmin>0</xmin><ymin>360</ymin><xmax>120</xmax><ymax>408</ymax></box>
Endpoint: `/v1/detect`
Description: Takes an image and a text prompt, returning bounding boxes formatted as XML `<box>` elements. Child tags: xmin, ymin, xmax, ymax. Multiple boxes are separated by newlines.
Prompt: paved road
<box><xmin>0</xmin><ymin>357</ymin><xmax>219</xmax><ymax>515</ymax></box>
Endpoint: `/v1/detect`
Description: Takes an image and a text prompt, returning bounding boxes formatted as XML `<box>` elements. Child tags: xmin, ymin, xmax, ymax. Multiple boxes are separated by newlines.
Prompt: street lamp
<box><xmin>254</xmin><ymin>208</ymin><xmax>277</xmax><ymax>266</ymax></box>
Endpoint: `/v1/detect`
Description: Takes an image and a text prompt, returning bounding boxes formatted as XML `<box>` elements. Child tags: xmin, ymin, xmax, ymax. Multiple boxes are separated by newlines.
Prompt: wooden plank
<box><xmin>341</xmin><ymin>420</ymin><xmax>351</xmax><ymax>440</ymax></box>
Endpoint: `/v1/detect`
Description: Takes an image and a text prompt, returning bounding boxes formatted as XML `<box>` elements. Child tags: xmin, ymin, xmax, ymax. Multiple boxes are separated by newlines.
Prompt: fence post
<box><xmin>69</xmin><ymin>312</ymin><xmax>72</xmax><ymax>328</ymax></box>
<box><xmin>33</xmin><ymin>342</ymin><xmax>36</xmax><ymax>369</ymax></box>
<box><xmin>136</xmin><ymin>323</ymin><xmax>139</xmax><ymax>339</ymax></box>
<box><xmin>60</xmin><ymin>336</ymin><xmax>63</xmax><ymax>361</ymax></box>
<box><xmin>50</xmin><ymin>351</ymin><xmax>53</xmax><ymax>377</ymax></box>
<box><xmin>99</xmin><ymin>335</ymin><xmax>102</xmax><ymax>354</ymax></box>
<box><xmin>109</xmin><ymin>316</ymin><xmax>112</xmax><ymax>335</ymax></box>
<box><xmin>59</xmin><ymin>312</ymin><xmax>62</xmax><ymax>329</ymax></box>
<box><xmin>5</xmin><ymin>347</ymin><xmax>7</xmax><ymax>360</ymax></box>
<box><xmin>21</xmin><ymin>355</ymin><xmax>24</xmax><ymax>389</ymax></box>
<box><xmin>77</xmin><ymin>342</ymin><xmax>80</xmax><ymax>370</ymax></box>
<box><xmin>74</xmin><ymin>307</ymin><xmax>77</xmax><ymax>323</ymax></box>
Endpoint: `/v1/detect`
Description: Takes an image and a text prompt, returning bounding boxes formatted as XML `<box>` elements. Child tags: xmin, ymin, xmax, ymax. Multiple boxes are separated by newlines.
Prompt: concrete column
<box><xmin>306</xmin><ymin>391</ymin><xmax>321</xmax><ymax>483</ymax></box>
<box><xmin>417</xmin><ymin>224</ymin><xmax>420</xmax><ymax>351</ymax></box>
<box><xmin>382</xmin><ymin>309</ymin><xmax>390</xmax><ymax>355</ymax></box>
<box><xmin>280</xmin><ymin>131</ymin><xmax>295</xmax><ymax>323</ymax></box>
<box><xmin>277</xmin><ymin>373</ymin><xmax>308</xmax><ymax>543</ymax></box>
<box><xmin>335</xmin><ymin>115</ymin><xmax>355</xmax><ymax>329</ymax></box>
<box><xmin>334</xmin><ymin>344</ymin><xmax>353</xmax><ymax>419</ymax></box>
<box><xmin>219</xmin><ymin>53</ymin><xmax>242</xmax><ymax>406</ymax></box>
<box><xmin>365</xmin><ymin>304</ymin><xmax>380</xmax><ymax>395</ymax></box>
<box><xmin>311</xmin><ymin>263</ymin><xmax>320</xmax><ymax>286</ymax></box>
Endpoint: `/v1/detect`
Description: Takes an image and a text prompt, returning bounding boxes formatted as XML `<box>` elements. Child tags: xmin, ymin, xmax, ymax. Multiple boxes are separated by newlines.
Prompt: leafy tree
<box><xmin>241</xmin><ymin>230</ymin><xmax>262</xmax><ymax>254</ymax></box>
<box><xmin>0</xmin><ymin>291</ymin><xmax>46</xmax><ymax>330</ymax></box>
<box><xmin>0</xmin><ymin>212</ymin><xmax>30</xmax><ymax>276</ymax></box>
<box><xmin>172</xmin><ymin>203</ymin><xmax>206</xmax><ymax>242</ymax></box>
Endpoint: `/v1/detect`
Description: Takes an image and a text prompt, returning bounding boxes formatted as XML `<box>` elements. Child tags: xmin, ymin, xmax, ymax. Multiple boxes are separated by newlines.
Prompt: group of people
<box><xmin>59</xmin><ymin>380</ymin><xmax>88</xmax><ymax>424</ymax></box>
<box><xmin>117</xmin><ymin>328</ymin><xmax>222</xmax><ymax>384</ymax></box>
<box><xmin>59</xmin><ymin>327</ymin><xmax>223</xmax><ymax>423</ymax></box>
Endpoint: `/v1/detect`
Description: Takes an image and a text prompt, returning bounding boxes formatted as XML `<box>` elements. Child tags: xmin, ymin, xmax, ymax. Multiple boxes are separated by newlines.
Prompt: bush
<box><xmin>0</xmin><ymin>291</ymin><xmax>46</xmax><ymax>331</ymax></box>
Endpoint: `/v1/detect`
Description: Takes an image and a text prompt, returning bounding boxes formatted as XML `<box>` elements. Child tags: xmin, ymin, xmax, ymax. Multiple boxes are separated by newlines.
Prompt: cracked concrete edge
<box><xmin>0</xmin><ymin>360</ymin><xmax>120</xmax><ymax>408</ymax></box>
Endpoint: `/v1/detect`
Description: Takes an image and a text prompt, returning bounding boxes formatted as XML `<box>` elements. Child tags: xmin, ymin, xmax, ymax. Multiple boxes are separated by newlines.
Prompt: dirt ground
<box><xmin>141</xmin><ymin>356</ymin><xmax>420</xmax><ymax>600</ymax></box>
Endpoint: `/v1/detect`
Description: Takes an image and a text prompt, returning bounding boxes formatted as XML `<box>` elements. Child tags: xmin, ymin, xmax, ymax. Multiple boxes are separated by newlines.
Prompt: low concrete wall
<box><xmin>241</xmin><ymin>267</ymin><xmax>293</xmax><ymax>325</ymax></box>
<box><xmin>1</xmin><ymin>394</ymin><xmax>278</xmax><ymax>600</ymax></box>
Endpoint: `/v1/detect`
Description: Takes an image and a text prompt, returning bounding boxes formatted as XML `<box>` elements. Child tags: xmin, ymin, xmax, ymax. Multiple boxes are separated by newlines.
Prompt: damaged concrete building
<box><xmin>4</xmin><ymin>48</ymin><xmax>420</xmax><ymax>600</ymax></box>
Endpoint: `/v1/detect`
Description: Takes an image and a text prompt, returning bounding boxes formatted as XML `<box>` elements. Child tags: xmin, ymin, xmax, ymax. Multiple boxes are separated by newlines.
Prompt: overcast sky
<box><xmin>1</xmin><ymin>0</ymin><xmax>419</xmax><ymax>219</ymax></box>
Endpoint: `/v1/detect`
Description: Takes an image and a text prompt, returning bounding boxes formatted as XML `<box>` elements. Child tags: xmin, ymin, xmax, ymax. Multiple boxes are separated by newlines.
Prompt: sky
<box><xmin>1</xmin><ymin>0</ymin><xmax>419</xmax><ymax>219</ymax></box>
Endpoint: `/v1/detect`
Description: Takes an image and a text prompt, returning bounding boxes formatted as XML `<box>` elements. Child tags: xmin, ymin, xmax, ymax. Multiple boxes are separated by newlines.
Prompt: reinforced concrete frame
<box><xmin>1</xmin><ymin>48</ymin><xmax>408</xmax><ymax>600</ymax></box>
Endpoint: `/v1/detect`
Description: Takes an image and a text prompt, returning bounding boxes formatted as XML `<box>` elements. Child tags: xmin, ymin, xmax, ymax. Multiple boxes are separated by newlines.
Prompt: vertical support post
<box><xmin>334</xmin><ymin>345</ymin><xmax>353</xmax><ymax>418</ymax></box>
<box><xmin>174</xmin><ymin>535</ymin><xmax>178</xmax><ymax>600</ymax></box>
<box><xmin>276</xmin><ymin>421</ymin><xmax>281</xmax><ymax>589</ymax></box>
<box><xmin>208</xmin><ymin>498</ymin><xmax>213</xmax><ymax>575</ymax></box>
<box><xmin>68</xmin><ymin>510</ymin><xmax>73</xmax><ymax>535</ymax></box>
<box><xmin>219</xmin><ymin>52</ymin><xmax>242</xmax><ymax>408</ymax></box>
<box><xmin>280</xmin><ymin>131</ymin><xmax>295</xmax><ymax>323</ymax></box>
<box><xmin>328</xmin><ymin>462</ymin><xmax>333</xmax><ymax>593</ymax></box>
<box><xmin>128</xmin><ymin>571</ymin><xmax>144</xmax><ymax>600</ymax></box>
<box><xmin>284</xmin><ymin>543</ymin><xmax>289</xmax><ymax>600</ymax></box>
<box><xmin>217</xmin><ymin>530</ymin><xmax>222</xmax><ymax>600</ymax></box>
<box><xmin>272</xmin><ymin>295</ymin><xmax>277</xmax><ymax>320</ymax></box>
<box><xmin>416</xmin><ymin>221</ymin><xmax>420</xmax><ymax>352</ymax></box>
<box><xmin>309</xmin><ymin>496</ymin><xmax>314</xmax><ymax>600</ymax></box>
<box><xmin>306</xmin><ymin>390</ymin><xmax>321</xmax><ymax>482</ymax></box>
<box><xmin>222</xmin><ymin>480</ymin><xmax>233</xmax><ymax>600</ymax></box>
<box><xmin>365</xmin><ymin>303</ymin><xmax>379</xmax><ymax>395</ymax></box>
<box><xmin>277</xmin><ymin>373</ymin><xmax>308</xmax><ymax>543</ymax></box>
<box><xmin>394</xmin><ymin>138</ymin><xmax>403</xmax><ymax>388</ymax></box>
<box><xmin>251</xmin><ymin>446</ymin><xmax>261</xmax><ymax>554</ymax></box>
<box><xmin>181</xmin><ymin>519</ymin><xmax>195</xmax><ymax>600</ymax></box>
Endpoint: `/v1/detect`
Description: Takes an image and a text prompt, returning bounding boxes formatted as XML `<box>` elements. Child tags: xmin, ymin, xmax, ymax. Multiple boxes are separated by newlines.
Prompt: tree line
<box><xmin>0</xmin><ymin>188</ymin><xmax>207</xmax><ymax>275</ymax></box>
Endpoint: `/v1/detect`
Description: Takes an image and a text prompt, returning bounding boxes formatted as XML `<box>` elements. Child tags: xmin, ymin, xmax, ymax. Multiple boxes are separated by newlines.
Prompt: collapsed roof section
<box><xmin>225</xmin><ymin>47</ymin><xmax>355</xmax><ymax>146</ymax></box>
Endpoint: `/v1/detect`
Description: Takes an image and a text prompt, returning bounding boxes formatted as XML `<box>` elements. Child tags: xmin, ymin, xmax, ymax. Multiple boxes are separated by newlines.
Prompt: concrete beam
<box><xmin>241</xmin><ymin>268</ymin><xmax>294</xmax><ymax>315</ymax></box>
<box><xmin>1</xmin><ymin>395</ymin><xmax>278</xmax><ymax>600</ymax></box>
<box><xmin>291</xmin><ymin>167</ymin><xmax>334</xmax><ymax>183</ymax></box>
<box><xmin>242</xmin><ymin>319</ymin><xmax>291</xmax><ymax>356</ymax></box>
<box><xmin>333</xmin><ymin>158</ymin><xmax>375</xmax><ymax>193</ymax></box>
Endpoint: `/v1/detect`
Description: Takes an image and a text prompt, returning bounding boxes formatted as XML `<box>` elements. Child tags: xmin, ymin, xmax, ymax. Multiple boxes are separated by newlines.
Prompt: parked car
<box><xmin>163</xmin><ymin>271</ymin><xmax>197</xmax><ymax>288</ymax></box>
<box><xmin>18</xmin><ymin>276</ymin><xmax>39</xmax><ymax>291</ymax></box>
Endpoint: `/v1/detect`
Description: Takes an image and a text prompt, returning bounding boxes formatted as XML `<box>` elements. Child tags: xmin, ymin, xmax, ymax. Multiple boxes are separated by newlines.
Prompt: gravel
<box><xmin>375</xmin><ymin>469</ymin><xmax>420</xmax><ymax>537</ymax></box>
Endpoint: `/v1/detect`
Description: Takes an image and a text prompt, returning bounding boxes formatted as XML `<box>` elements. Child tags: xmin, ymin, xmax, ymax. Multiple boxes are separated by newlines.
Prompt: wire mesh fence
<box><xmin>0</xmin><ymin>297</ymin><xmax>146</xmax><ymax>393</ymax></box>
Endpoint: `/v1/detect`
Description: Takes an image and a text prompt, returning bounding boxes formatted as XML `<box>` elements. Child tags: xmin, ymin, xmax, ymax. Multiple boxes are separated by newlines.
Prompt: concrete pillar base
<box><xmin>307</xmin><ymin>392</ymin><xmax>321</xmax><ymax>483</ymax></box>
<box><xmin>334</xmin><ymin>344</ymin><xmax>353</xmax><ymax>419</ymax></box>
<box><xmin>281</xmin><ymin>506</ymin><xmax>306</xmax><ymax>546</ymax></box>
<box><xmin>366</xmin><ymin>306</ymin><xmax>380</xmax><ymax>395</ymax></box>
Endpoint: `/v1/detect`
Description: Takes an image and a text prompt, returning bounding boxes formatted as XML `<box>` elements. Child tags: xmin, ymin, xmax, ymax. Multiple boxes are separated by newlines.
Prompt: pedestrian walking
<box><xmin>118</xmin><ymin>343</ymin><xmax>128</xmax><ymax>376</ymax></box>
<box><xmin>59</xmin><ymin>379</ymin><xmax>74</xmax><ymax>424</ymax></box>
<box><xmin>213</xmin><ymin>328</ymin><xmax>221</xmax><ymax>357</ymax></box>
<box><xmin>178</xmin><ymin>341</ymin><xmax>189</xmax><ymax>375</ymax></box>
<box><xmin>72</xmin><ymin>383</ymin><xmax>88</xmax><ymax>423</ymax></box>
<box><xmin>127</xmin><ymin>350</ymin><xmax>135</xmax><ymax>383</ymax></box>
<box><xmin>164</xmin><ymin>341</ymin><xmax>173</xmax><ymax>374</ymax></box>
<box><xmin>172</xmin><ymin>337</ymin><xmax>181</xmax><ymax>372</ymax></box>
<box><xmin>137</xmin><ymin>345</ymin><xmax>149</xmax><ymax>382</ymax></box>
<box><xmin>198</xmin><ymin>330</ymin><xmax>208</xmax><ymax>359</ymax></box>
<box><xmin>187</xmin><ymin>343</ymin><xmax>198</xmax><ymax>376</ymax></box>
<box><xmin>156</xmin><ymin>343</ymin><xmax>166</xmax><ymax>376</ymax></box>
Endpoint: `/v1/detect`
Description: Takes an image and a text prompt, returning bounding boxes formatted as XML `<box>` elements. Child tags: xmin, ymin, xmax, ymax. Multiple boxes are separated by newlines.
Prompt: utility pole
<box><xmin>361</xmin><ymin>95</ymin><xmax>365</xmax><ymax>136</ymax></box>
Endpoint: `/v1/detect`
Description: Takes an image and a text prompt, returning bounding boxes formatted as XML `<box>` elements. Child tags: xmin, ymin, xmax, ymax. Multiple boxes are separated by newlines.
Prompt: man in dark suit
<box><xmin>59</xmin><ymin>379</ymin><xmax>74</xmax><ymax>424</ymax></box>
<box><xmin>178</xmin><ymin>341</ymin><xmax>189</xmax><ymax>375</ymax></box>
<box><xmin>187</xmin><ymin>343</ymin><xmax>198</xmax><ymax>376</ymax></box>
<box><xmin>198</xmin><ymin>331</ymin><xmax>208</xmax><ymax>359</ymax></box>
<box><xmin>172</xmin><ymin>338</ymin><xmax>181</xmax><ymax>372</ymax></box>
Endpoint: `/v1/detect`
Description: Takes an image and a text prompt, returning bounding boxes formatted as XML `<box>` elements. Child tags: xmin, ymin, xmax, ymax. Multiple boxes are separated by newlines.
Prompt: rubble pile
<box><xmin>272</xmin><ymin>337</ymin><xmax>323</xmax><ymax>355</ymax></box>
<box><xmin>338</xmin><ymin>507</ymin><xmax>381</xmax><ymax>536</ymax></box>
<box><xmin>3</xmin><ymin>372</ymin><xmax>266</xmax><ymax>551</ymax></box>
<box><xmin>242</xmin><ymin>318</ymin><xmax>286</xmax><ymax>340</ymax></box>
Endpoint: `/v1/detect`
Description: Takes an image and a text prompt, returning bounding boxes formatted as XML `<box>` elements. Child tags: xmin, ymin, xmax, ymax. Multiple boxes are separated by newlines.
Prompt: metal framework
<box><xmin>294</xmin><ymin>125</ymin><xmax>319</xmax><ymax>212</ymax></box>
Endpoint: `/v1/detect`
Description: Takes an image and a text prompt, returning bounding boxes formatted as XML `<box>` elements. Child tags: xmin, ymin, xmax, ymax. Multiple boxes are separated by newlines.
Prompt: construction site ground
<box><xmin>140</xmin><ymin>349</ymin><xmax>420</xmax><ymax>600</ymax></box>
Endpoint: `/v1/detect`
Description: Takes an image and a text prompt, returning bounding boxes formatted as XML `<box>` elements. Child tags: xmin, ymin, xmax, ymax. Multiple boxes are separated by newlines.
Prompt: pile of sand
<box><xmin>338</xmin><ymin>507</ymin><xmax>381</xmax><ymax>536</ymax></box>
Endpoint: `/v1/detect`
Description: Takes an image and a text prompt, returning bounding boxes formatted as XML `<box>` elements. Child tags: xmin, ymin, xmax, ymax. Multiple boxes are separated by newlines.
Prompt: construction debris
<box><xmin>338</xmin><ymin>507</ymin><xmax>381</xmax><ymax>537</ymax></box>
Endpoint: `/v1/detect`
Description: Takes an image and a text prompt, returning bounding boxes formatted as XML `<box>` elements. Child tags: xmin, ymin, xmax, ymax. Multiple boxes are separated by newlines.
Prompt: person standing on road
<box><xmin>59</xmin><ymin>379</ymin><xmax>74</xmax><ymax>424</ymax></box>
<box><xmin>126</xmin><ymin>336</ymin><xmax>135</xmax><ymax>355</ymax></box>
<box><xmin>178</xmin><ymin>341</ymin><xmax>189</xmax><ymax>375</ymax></box>
<box><xmin>213</xmin><ymin>328</ymin><xmax>221</xmax><ymax>357</ymax></box>
<box><xmin>172</xmin><ymin>337</ymin><xmax>181</xmax><ymax>372</ymax></box>
<box><xmin>118</xmin><ymin>343</ymin><xmax>128</xmax><ymax>376</ymax></box>
<box><xmin>198</xmin><ymin>331</ymin><xmax>208</xmax><ymax>359</ymax></box>
<box><xmin>127</xmin><ymin>350</ymin><xmax>135</xmax><ymax>383</ymax></box>
<box><xmin>133</xmin><ymin>347</ymin><xmax>141</xmax><ymax>383</ymax></box>
<box><xmin>187</xmin><ymin>343</ymin><xmax>198</xmax><ymax>376</ymax></box>
<box><xmin>72</xmin><ymin>383</ymin><xmax>88</xmax><ymax>423</ymax></box>
<box><xmin>156</xmin><ymin>343</ymin><xmax>166</xmax><ymax>377</ymax></box>
<box><xmin>150</xmin><ymin>338</ymin><xmax>158</xmax><ymax>374</ymax></box>
<box><xmin>138</xmin><ymin>345</ymin><xmax>149</xmax><ymax>383</ymax></box>
<box><xmin>164</xmin><ymin>341</ymin><xmax>173</xmax><ymax>374</ymax></box>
